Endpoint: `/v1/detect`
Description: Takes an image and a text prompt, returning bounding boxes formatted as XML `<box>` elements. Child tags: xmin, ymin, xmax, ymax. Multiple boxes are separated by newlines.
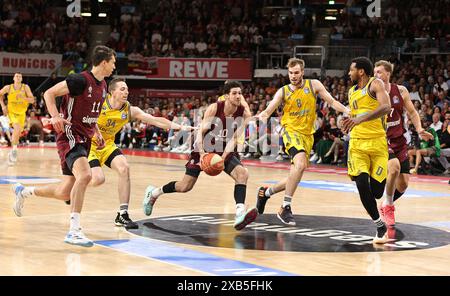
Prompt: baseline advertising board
<box><xmin>0</xmin><ymin>52</ymin><xmax>62</xmax><ymax>75</ymax></box>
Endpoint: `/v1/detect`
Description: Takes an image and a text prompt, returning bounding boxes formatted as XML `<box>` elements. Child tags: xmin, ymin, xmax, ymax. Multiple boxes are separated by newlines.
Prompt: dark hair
<box><xmin>108</xmin><ymin>78</ymin><xmax>125</xmax><ymax>92</ymax></box>
<box><xmin>92</xmin><ymin>45</ymin><xmax>116</xmax><ymax>66</ymax></box>
<box><xmin>223</xmin><ymin>81</ymin><xmax>243</xmax><ymax>94</ymax></box>
<box><xmin>351</xmin><ymin>56</ymin><xmax>373</xmax><ymax>77</ymax></box>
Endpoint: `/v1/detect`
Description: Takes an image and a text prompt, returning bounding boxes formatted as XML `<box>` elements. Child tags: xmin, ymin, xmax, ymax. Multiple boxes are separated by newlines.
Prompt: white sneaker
<box><xmin>275</xmin><ymin>154</ymin><xmax>284</xmax><ymax>161</ymax></box>
<box><xmin>8</xmin><ymin>150</ymin><xmax>17</xmax><ymax>166</ymax></box>
<box><xmin>316</xmin><ymin>157</ymin><xmax>322</xmax><ymax>164</ymax></box>
<box><xmin>143</xmin><ymin>185</ymin><xmax>158</xmax><ymax>216</ymax></box>
<box><xmin>162</xmin><ymin>146</ymin><xmax>171</xmax><ymax>152</ymax></box>
<box><xmin>309</xmin><ymin>153</ymin><xmax>318</xmax><ymax>162</ymax></box>
<box><xmin>12</xmin><ymin>183</ymin><xmax>25</xmax><ymax>217</ymax></box>
<box><xmin>64</xmin><ymin>228</ymin><xmax>94</xmax><ymax>247</ymax></box>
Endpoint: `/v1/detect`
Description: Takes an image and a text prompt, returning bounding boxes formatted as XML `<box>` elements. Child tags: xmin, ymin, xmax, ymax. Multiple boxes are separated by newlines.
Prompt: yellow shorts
<box><xmin>88</xmin><ymin>141</ymin><xmax>122</xmax><ymax>167</ymax></box>
<box><xmin>347</xmin><ymin>136</ymin><xmax>388</xmax><ymax>183</ymax></box>
<box><xmin>8</xmin><ymin>112</ymin><xmax>26</xmax><ymax>130</ymax></box>
<box><xmin>282</xmin><ymin>130</ymin><xmax>314</xmax><ymax>163</ymax></box>
<box><xmin>237</xmin><ymin>132</ymin><xmax>245</xmax><ymax>145</ymax></box>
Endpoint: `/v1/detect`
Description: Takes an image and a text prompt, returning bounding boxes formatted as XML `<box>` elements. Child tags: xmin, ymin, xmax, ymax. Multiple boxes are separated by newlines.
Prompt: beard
<box><xmin>291</xmin><ymin>78</ymin><xmax>302</xmax><ymax>86</ymax></box>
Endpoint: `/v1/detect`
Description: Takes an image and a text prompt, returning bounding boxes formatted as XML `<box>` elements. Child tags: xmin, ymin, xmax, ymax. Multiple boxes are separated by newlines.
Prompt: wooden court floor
<box><xmin>0</xmin><ymin>147</ymin><xmax>449</xmax><ymax>276</ymax></box>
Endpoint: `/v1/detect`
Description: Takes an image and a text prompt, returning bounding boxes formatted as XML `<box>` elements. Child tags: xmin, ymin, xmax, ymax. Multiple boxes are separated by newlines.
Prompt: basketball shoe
<box><xmin>8</xmin><ymin>150</ymin><xmax>17</xmax><ymax>166</ymax></box>
<box><xmin>373</xmin><ymin>224</ymin><xmax>390</xmax><ymax>244</ymax></box>
<box><xmin>115</xmin><ymin>212</ymin><xmax>138</xmax><ymax>229</ymax></box>
<box><xmin>277</xmin><ymin>205</ymin><xmax>296</xmax><ymax>226</ymax></box>
<box><xmin>234</xmin><ymin>207</ymin><xmax>258</xmax><ymax>230</ymax></box>
<box><xmin>64</xmin><ymin>228</ymin><xmax>94</xmax><ymax>247</ymax></box>
<box><xmin>379</xmin><ymin>204</ymin><xmax>395</xmax><ymax>227</ymax></box>
<box><xmin>12</xmin><ymin>183</ymin><xmax>25</xmax><ymax>217</ymax></box>
<box><xmin>256</xmin><ymin>186</ymin><xmax>269</xmax><ymax>214</ymax></box>
<box><xmin>143</xmin><ymin>185</ymin><xmax>158</xmax><ymax>216</ymax></box>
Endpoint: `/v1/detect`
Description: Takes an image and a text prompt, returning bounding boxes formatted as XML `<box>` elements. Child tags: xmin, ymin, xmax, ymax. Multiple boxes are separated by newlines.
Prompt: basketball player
<box><xmin>218</xmin><ymin>80</ymin><xmax>251</xmax><ymax>155</ymax></box>
<box><xmin>143</xmin><ymin>81</ymin><xmax>258</xmax><ymax>230</ymax></box>
<box><xmin>0</xmin><ymin>72</ymin><xmax>35</xmax><ymax>165</ymax></box>
<box><xmin>88</xmin><ymin>78</ymin><xmax>195</xmax><ymax>229</ymax></box>
<box><xmin>374</xmin><ymin>60</ymin><xmax>433</xmax><ymax>227</ymax></box>
<box><xmin>341</xmin><ymin>57</ymin><xmax>391</xmax><ymax>243</ymax></box>
<box><xmin>12</xmin><ymin>46</ymin><xmax>116</xmax><ymax>247</ymax></box>
<box><xmin>254</xmin><ymin>58</ymin><xmax>350</xmax><ymax>226</ymax></box>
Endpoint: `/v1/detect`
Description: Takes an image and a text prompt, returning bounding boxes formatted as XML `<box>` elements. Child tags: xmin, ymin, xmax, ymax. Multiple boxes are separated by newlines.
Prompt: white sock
<box><xmin>265</xmin><ymin>187</ymin><xmax>273</xmax><ymax>198</ymax></box>
<box><xmin>236</xmin><ymin>203</ymin><xmax>245</xmax><ymax>216</ymax></box>
<box><xmin>70</xmin><ymin>212</ymin><xmax>81</xmax><ymax>231</ymax></box>
<box><xmin>282</xmin><ymin>195</ymin><xmax>292</xmax><ymax>208</ymax></box>
<box><xmin>154</xmin><ymin>187</ymin><xmax>164</xmax><ymax>198</ymax></box>
<box><xmin>22</xmin><ymin>187</ymin><xmax>35</xmax><ymax>198</ymax></box>
<box><xmin>383</xmin><ymin>193</ymin><xmax>394</xmax><ymax>206</ymax></box>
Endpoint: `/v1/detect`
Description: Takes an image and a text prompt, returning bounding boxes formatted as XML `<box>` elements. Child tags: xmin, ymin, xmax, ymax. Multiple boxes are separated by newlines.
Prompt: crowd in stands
<box><xmin>106</xmin><ymin>0</ymin><xmax>311</xmax><ymax>60</ymax></box>
<box><xmin>331</xmin><ymin>0</ymin><xmax>449</xmax><ymax>52</ymax></box>
<box><xmin>0</xmin><ymin>0</ymin><xmax>90</xmax><ymax>57</ymax></box>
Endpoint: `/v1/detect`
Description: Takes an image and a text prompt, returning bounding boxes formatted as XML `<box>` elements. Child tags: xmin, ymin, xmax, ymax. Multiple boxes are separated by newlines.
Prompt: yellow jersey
<box><xmin>7</xmin><ymin>84</ymin><xmax>30</xmax><ymax>114</ymax></box>
<box><xmin>348</xmin><ymin>77</ymin><xmax>386</xmax><ymax>139</ymax></box>
<box><xmin>217</xmin><ymin>95</ymin><xmax>226</xmax><ymax>102</ymax></box>
<box><xmin>280</xmin><ymin>80</ymin><xmax>317</xmax><ymax>135</ymax></box>
<box><xmin>96</xmin><ymin>96</ymin><xmax>131</xmax><ymax>144</ymax></box>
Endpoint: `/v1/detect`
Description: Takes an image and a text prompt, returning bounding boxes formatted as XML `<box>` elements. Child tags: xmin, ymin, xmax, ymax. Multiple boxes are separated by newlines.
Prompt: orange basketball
<box><xmin>200</xmin><ymin>153</ymin><xmax>224</xmax><ymax>176</ymax></box>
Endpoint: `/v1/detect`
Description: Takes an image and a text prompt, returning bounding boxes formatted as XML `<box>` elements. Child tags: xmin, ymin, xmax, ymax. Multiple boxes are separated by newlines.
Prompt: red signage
<box><xmin>128</xmin><ymin>57</ymin><xmax>252</xmax><ymax>81</ymax></box>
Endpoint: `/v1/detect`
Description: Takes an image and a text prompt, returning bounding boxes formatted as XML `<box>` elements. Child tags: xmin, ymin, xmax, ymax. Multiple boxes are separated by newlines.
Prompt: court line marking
<box><xmin>95</xmin><ymin>237</ymin><xmax>298</xmax><ymax>276</ymax></box>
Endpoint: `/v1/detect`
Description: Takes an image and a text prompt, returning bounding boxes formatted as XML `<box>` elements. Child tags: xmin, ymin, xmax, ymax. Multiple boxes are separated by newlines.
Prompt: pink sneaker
<box><xmin>380</xmin><ymin>204</ymin><xmax>396</xmax><ymax>227</ymax></box>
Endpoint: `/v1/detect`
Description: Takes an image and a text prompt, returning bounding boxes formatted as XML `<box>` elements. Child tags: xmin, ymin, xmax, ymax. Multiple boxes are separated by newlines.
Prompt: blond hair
<box><xmin>374</xmin><ymin>60</ymin><xmax>394</xmax><ymax>73</ymax></box>
<box><xmin>286</xmin><ymin>58</ymin><xmax>305</xmax><ymax>69</ymax></box>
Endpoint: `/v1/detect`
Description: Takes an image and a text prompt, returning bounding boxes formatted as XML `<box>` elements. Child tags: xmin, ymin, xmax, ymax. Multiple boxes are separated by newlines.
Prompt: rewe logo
<box><xmin>366</xmin><ymin>0</ymin><xmax>381</xmax><ymax>18</ymax></box>
<box><xmin>67</xmin><ymin>0</ymin><xmax>81</xmax><ymax>18</ymax></box>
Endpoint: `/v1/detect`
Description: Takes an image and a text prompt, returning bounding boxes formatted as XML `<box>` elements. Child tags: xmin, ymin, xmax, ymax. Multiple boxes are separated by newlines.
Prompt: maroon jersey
<box><xmin>386</xmin><ymin>84</ymin><xmax>406</xmax><ymax>139</ymax></box>
<box><xmin>201</xmin><ymin>100</ymin><xmax>245</xmax><ymax>154</ymax></box>
<box><xmin>58</xmin><ymin>71</ymin><xmax>107</xmax><ymax>148</ymax></box>
<box><xmin>187</xmin><ymin>101</ymin><xmax>245</xmax><ymax>171</ymax></box>
<box><xmin>386</xmin><ymin>84</ymin><xmax>408</xmax><ymax>162</ymax></box>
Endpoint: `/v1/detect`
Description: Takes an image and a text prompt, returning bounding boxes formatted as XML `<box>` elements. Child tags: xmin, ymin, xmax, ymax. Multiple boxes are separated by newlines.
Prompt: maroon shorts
<box><xmin>388</xmin><ymin>135</ymin><xmax>408</xmax><ymax>163</ymax></box>
<box><xmin>56</xmin><ymin>135</ymin><xmax>91</xmax><ymax>176</ymax></box>
<box><xmin>185</xmin><ymin>152</ymin><xmax>242</xmax><ymax>178</ymax></box>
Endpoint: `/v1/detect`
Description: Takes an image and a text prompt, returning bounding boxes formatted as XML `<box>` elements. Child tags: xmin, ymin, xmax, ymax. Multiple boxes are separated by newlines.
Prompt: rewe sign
<box><xmin>169</xmin><ymin>60</ymin><xmax>228</xmax><ymax>79</ymax></box>
<box><xmin>154</xmin><ymin>58</ymin><xmax>252</xmax><ymax>81</ymax></box>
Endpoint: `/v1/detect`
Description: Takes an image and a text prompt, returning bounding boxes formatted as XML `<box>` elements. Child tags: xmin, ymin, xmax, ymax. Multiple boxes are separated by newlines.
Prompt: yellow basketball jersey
<box><xmin>280</xmin><ymin>80</ymin><xmax>317</xmax><ymax>135</ymax></box>
<box><xmin>97</xmin><ymin>96</ymin><xmax>131</xmax><ymax>144</ymax></box>
<box><xmin>348</xmin><ymin>77</ymin><xmax>386</xmax><ymax>139</ymax></box>
<box><xmin>7</xmin><ymin>84</ymin><xmax>29</xmax><ymax>113</ymax></box>
<box><xmin>217</xmin><ymin>95</ymin><xmax>226</xmax><ymax>102</ymax></box>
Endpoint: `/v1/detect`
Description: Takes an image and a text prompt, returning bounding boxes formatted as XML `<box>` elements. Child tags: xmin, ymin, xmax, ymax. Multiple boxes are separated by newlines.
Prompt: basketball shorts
<box><xmin>348</xmin><ymin>136</ymin><xmax>388</xmax><ymax>183</ymax></box>
<box><xmin>282</xmin><ymin>130</ymin><xmax>313</xmax><ymax>163</ymax></box>
<box><xmin>8</xmin><ymin>112</ymin><xmax>26</xmax><ymax>130</ymax></box>
<box><xmin>88</xmin><ymin>141</ymin><xmax>122</xmax><ymax>168</ymax></box>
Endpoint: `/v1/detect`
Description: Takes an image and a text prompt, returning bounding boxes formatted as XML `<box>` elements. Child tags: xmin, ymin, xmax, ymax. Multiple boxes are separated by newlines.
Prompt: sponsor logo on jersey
<box><xmin>82</xmin><ymin>116</ymin><xmax>99</xmax><ymax>124</ymax></box>
<box><xmin>393</xmin><ymin>96</ymin><xmax>400</xmax><ymax>104</ymax></box>
<box><xmin>304</xmin><ymin>87</ymin><xmax>310</xmax><ymax>94</ymax></box>
<box><xmin>121</xmin><ymin>113</ymin><xmax>127</xmax><ymax>120</ymax></box>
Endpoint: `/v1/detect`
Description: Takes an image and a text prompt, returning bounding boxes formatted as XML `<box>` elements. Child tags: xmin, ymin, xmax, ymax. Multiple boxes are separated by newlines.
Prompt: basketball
<box><xmin>200</xmin><ymin>153</ymin><xmax>224</xmax><ymax>176</ymax></box>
